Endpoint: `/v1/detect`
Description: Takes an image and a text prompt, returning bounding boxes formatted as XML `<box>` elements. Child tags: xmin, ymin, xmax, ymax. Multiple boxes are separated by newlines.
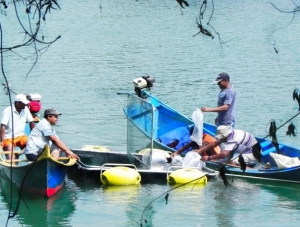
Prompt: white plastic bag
<box><xmin>171</xmin><ymin>155</ymin><xmax>183</xmax><ymax>166</ymax></box>
<box><xmin>182</xmin><ymin>151</ymin><xmax>201</xmax><ymax>167</ymax></box>
<box><xmin>189</xmin><ymin>109</ymin><xmax>203</xmax><ymax>146</ymax></box>
<box><xmin>269</xmin><ymin>153</ymin><xmax>300</xmax><ymax>169</ymax></box>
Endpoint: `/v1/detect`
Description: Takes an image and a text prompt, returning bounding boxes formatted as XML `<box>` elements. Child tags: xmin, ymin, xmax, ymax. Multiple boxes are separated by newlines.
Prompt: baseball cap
<box><xmin>44</xmin><ymin>108</ymin><xmax>62</xmax><ymax>117</ymax></box>
<box><xmin>15</xmin><ymin>94</ymin><xmax>30</xmax><ymax>105</ymax></box>
<box><xmin>215</xmin><ymin>72</ymin><xmax>230</xmax><ymax>83</ymax></box>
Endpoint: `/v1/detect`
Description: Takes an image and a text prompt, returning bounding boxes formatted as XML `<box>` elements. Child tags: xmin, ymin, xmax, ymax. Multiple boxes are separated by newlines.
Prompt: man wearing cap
<box><xmin>201</xmin><ymin>72</ymin><xmax>236</xmax><ymax>128</ymax></box>
<box><xmin>0</xmin><ymin>94</ymin><xmax>35</xmax><ymax>160</ymax></box>
<box><xmin>195</xmin><ymin>125</ymin><xmax>260</xmax><ymax>166</ymax></box>
<box><xmin>25</xmin><ymin>108</ymin><xmax>79</xmax><ymax>161</ymax></box>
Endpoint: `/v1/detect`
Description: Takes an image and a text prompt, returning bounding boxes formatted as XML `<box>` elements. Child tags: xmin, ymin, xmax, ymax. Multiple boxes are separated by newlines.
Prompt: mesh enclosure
<box><xmin>126</xmin><ymin>95</ymin><xmax>154</xmax><ymax>167</ymax></box>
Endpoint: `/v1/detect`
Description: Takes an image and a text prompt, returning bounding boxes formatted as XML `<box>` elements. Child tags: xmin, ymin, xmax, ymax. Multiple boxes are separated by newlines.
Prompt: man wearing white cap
<box><xmin>0</xmin><ymin>94</ymin><xmax>35</xmax><ymax>160</ymax></box>
<box><xmin>201</xmin><ymin>72</ymin><xmax>236</xmax><ymax>128</ymax></box>
<box><xmin>196</xmin><ymin>125</ymin><xmax>260</xmax><ymax>166</ymax></box>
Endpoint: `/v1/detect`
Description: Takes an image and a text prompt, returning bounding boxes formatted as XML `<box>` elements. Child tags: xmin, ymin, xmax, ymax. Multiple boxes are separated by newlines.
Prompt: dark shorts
<box><xmin>25</xmin><ymin>153</ymin><xmax>38</xmax><ymax>161</ymax></box>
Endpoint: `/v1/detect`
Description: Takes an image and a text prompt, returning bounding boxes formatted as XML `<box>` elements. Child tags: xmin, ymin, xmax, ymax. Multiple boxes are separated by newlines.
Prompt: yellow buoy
<box><xmin>81</xmin><ymin>145</ymin><xmax>111</xmax><ymax>152</ymax></box>
<box><xmin>100</xmin><ymin>167</ymin><xmax>141</xmax><ymax>186</ymax></box>
<box><xmin>138</xmin><ymin>148</ymin><xmax>171</xmax><ymax>158</ymax></box>
<box><xmin>167</xmin><ymin>168</ymin><xmax>207</xmax><ymax>185</ymax></box>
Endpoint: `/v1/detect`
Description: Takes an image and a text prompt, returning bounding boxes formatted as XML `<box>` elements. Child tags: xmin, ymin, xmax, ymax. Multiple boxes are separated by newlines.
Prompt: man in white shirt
<box><xmin>1</xmin><ymin>94</ymin><xmax>35</xmax><ymax>160</ymax></box>
<box><xmin>25</xmin><ymin>108</ymin><xmax>79</xmax><ymax>161</ymax></box>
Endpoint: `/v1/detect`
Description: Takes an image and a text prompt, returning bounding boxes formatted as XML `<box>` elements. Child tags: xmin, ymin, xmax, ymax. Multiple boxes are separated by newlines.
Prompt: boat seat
<box><xmin>259</xmin><ymin>141</ymin><xmax>272</xmax><ymax>149</ymax></box>
<box><xmin>0</xmin><ymin>150</ymin><xmax>24</xmax><ymax>155</ymax></box>
<box><xmin>5</xmin><ymin>159</ymin><xmax>29</xmax><ymax>163</ymax></box>
<box><xmin>261</xmin><ymin>145</ymin><xmax>284</xmax><ymax>156</ymax></box>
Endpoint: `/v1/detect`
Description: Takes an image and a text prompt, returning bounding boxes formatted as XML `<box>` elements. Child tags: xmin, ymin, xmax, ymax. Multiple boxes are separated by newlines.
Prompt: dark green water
<box><xmin>1</xmin><ymin>0</ymin><xmax>300</xmax><ymax>226</ymax></box>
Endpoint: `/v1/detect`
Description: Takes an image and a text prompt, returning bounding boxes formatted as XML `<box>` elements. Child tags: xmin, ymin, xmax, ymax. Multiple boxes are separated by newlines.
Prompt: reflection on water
<box><xmin>0</xmin><ymin>173</ymin><xmax>76</xmax><ymax>227</ymax></box>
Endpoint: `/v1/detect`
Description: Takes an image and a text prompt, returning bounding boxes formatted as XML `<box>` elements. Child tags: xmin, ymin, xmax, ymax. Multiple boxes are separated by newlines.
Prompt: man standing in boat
<box><xmin>201</xmin><ymin>72</ymin><xmax>236</xmax><ymax>128</ymax></box>
<box><xmin>25</xmin><ymin>108</ymin><xmax>79</xmax><ymax>161</ymax></box>
<box><xmin>0</xmin><ymin>94</ymin><xmax>35</xmax><ymax>161</ymax></box>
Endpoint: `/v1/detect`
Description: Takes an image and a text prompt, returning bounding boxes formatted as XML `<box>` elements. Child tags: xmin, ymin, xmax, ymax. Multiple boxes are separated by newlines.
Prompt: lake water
<box><xmin>1</xmin><ymin>0</ymin><xmax>300</xmax><ymax>226</ymax></box>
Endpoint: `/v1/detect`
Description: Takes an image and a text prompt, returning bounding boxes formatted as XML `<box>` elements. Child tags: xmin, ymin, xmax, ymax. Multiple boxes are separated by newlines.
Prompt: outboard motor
<box><xmin>133</xmin><ymin>75</ymin><xmax>155</xmax><ymax>99</ymax></box>
<box><xmin>26</xmin><ymin>93</ymin><xmax>42</xmax><ymax>122</ymax></box>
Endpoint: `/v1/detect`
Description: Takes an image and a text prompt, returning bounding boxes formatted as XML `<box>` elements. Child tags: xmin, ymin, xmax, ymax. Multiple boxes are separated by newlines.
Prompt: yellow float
<box><xmin>81</xmin><ymin>145</ymin><xmax>112</xmax><ymax>152</ymax></box>
<box><xmin>100</xmin><ymin>166</ymin><xmax>141</xmax><ymax>186</ymax></box>
<box><xmin>167</xmin><ymin>168</ymin><xmax>207</xmax><ymax>185</ymax></box>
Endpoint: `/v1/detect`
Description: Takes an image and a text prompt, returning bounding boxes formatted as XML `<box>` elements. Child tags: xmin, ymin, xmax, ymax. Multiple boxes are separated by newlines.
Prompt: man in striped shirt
<box><xmin>196</xmin><ymin>125</ymin><xmax>260</xmax><ymax>166</ymax></box>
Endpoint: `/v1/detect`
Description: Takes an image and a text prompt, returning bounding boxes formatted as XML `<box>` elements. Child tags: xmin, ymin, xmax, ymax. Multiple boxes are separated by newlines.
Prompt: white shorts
<box><xmin>231</xmin><ymin>153</ymin><xmax>258</xmax><ymax>165</ymax></box>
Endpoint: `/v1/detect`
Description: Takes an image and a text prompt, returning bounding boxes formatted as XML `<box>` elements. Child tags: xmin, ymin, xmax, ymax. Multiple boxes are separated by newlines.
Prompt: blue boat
<box><xmin>122</xmin><ymin>76</ymin><xmax>300</xmax><ymax>184</ymax></box>
<box><xmin>70</xmin><ymin>77</ymin><xmax>219</xmax><ymax>184</ymax></box>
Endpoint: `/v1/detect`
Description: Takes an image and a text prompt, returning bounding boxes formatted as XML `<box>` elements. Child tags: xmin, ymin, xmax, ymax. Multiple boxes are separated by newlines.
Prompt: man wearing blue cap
<box><xmin>201</xmin><ymin>72</ymin><xmax>236</xmax><ymax>128</ymax></box>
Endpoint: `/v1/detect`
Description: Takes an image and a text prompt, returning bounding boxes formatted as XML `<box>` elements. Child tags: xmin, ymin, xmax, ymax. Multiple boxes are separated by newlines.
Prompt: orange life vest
<box><xmin>202</xmin><ymin>134</ymin><xmax>221</xmax><ymax>156</ymax></box>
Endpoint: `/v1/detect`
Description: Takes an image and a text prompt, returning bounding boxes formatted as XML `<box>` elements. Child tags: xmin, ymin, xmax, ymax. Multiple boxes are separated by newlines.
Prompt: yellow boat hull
<box><xmin>167</xmin><ymin>168</ymin><xmax>207</xmax><ymax>185</ymax></box>
<box><xmin>100</xmin><ymin>167</ymin><xmax>141</xmax><ymax>186</ymax></box>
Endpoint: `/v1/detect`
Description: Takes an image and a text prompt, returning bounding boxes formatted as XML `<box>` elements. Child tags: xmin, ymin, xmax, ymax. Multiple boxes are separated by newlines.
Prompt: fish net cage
<box><xmin>126</xmin><ymin>95</ymin><xmax>154</xmax><ymax>168</ymax></box>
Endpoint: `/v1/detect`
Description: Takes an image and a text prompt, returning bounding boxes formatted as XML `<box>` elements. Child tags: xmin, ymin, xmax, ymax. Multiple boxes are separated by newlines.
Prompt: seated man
<box><xmin>25</xmin><ymin>108</ymin><xmax>79</xmax><ymax>161</ymax></box>
<box><xmin>197</xmin><ymin>125</ymin><xmax>261</xmax><ymax>166</ymax></box>
<box><xmin>171</xmin><ymin>133</ymin><xmax>221</xmax><ymax>157</ymax></box>
<box><xmin>1</xmin><ymin>94</ymin><xmax>35</xmax><ymax>160</ymax></box>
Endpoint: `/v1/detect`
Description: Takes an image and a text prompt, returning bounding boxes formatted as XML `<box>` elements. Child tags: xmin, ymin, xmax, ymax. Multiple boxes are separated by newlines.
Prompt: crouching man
<box><xmin>197</xmin><ymin>125</ymin><xmax>261</xmax><ymax>166</ymax></box>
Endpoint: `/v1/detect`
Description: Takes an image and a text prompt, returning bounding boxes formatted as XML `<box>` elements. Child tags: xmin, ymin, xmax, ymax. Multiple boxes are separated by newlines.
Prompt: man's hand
<box><xmin>201</xmin><ymin>107</ymin><xmax>210</xmax><ymax>112</ymax></box>
<box><xmin>67</xmin><ymin>150</ymin><xmax>80</xmax><ymax>160</ymax></box>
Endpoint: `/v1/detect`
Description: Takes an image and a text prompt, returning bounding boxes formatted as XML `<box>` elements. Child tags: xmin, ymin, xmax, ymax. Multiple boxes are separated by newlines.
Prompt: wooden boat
<box><xmin>0</xmin><ymin>145</ymin><xmax>77</xmax><ymax>197</ymax></box>
<box><xmin>1</xmin><ymin>85</ymin><xmax>76</xmax><ymax>196</ymax></box>
<box><xmin>119</xmin><ymin>76</ymin><xmax>300</xmax><ymax>184</ymax></box>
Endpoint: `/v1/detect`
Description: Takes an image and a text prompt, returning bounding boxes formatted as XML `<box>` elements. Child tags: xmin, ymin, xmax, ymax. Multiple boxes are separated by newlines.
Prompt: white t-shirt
<box><xmin>1</xmin><ymin>105</ymin><xmax>34</xmax><ymax>139</ymax></box>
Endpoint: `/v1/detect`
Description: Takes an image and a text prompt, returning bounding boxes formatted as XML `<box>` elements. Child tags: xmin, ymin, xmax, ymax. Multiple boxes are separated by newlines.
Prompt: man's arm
<box><xmin>29</xmin><ymin>121</ymin><xmax>35</xmax><ymax>131</ymax></box>
<box><xmin>0</xmin><ymin>124</ymin><xmax>6</xmax><ymax>147</ymax></box>
<box><xmin>171</xmin><ymin>141</ymin><xmax>194</xmax><ymax>157</ymax></box>
<box><xmin>195</xmin><ymin>139</ymin><xmax>222</xmax><ymax>155</ymax></box>
<box><xmin>201</xmin><ymin>150</ymin><xmax>232</xmax><ymax>162</ymax></box>
<box><xmin>201</xmin><ymin>104</ymin><xmax>229</xmax><ymax>113</ymax></box>
<box><xmin>48</xmin><ymin>135</ymin><xmax>79</xmax><ymax>160</ymax></box>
